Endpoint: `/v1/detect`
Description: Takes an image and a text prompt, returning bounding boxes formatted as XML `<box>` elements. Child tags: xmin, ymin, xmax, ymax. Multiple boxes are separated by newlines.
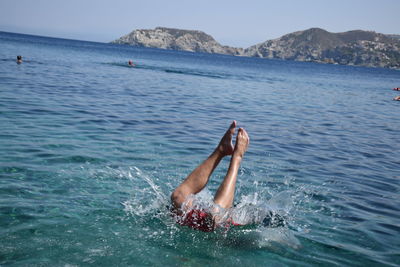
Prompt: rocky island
<box><xmin>112</xmin><ymin>27</ymin><xmax>400</xmax><ymax>69</ymax></box>
<box><xmin>112</xmin><ymin>27</ymin><xmax>242</xmax><ymax>55</ymax></box>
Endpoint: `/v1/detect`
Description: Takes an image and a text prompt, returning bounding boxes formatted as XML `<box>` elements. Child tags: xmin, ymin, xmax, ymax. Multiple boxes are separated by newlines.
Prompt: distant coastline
<box><xmin>112</xmin><ymin>27</ymin><xmax>400</xmax><ymax>69</ymax></box>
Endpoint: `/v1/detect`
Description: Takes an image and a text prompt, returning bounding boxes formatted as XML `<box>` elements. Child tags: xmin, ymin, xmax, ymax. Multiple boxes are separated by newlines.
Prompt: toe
<box><xmin>229</xmin><ymin>121</ymin><xmax>237</xmax><ymax>134</ymax></box>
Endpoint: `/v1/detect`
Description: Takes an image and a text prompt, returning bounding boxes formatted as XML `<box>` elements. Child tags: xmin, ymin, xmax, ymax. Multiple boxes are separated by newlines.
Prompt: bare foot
<box><xmin>217</xmin><ymin>121</ymin><xmax>236</xmax><ymax>156</ymax></box>
<box><xmin>233</xmin><ymin>128</ymin><xmax>249</xmax><ymax>159</ymax></box>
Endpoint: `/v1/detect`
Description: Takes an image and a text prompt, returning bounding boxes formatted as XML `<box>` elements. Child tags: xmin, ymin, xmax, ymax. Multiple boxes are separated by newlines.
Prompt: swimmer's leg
<box><xmin>213</xmin><ymin>128</ymin><xmax>249</xmax><ymax>209</ymax></box>
<box><xmin>171</xmin><ymin>121</ymin><xmax>236</xmax><ymax>210</ymax></box>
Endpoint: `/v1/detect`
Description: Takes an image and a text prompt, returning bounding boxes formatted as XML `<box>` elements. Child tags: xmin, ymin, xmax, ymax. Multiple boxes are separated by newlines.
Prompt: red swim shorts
<box><xmin>177</xmin><ymin>209</ymin><xmax>243</xmax><ymax>232</ymax></box>
<box><xmin>177</xmin><ymin>209</ymin><xmax>214</xmax><ymax>232</ymax></box>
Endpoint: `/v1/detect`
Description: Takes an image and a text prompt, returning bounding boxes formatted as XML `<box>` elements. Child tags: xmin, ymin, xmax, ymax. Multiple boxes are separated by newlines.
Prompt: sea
<box><xmin>0</xmin><ymin>31</ymin><xmax>399</xmax><ymax>266</ymax></box>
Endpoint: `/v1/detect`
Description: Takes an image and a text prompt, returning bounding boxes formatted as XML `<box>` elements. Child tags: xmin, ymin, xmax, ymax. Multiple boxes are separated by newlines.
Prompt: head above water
<box><xmin>17</xmin><ymin>55</ymin><xmax>22</xmax><ymax>64</ymax></box>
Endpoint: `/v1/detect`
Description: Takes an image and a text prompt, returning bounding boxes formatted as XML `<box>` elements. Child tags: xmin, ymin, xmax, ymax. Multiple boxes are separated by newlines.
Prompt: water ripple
<box><xmin>1</xmin><ymin>31</ymin><xmax>400</xmax><ymax>266</ymax></box>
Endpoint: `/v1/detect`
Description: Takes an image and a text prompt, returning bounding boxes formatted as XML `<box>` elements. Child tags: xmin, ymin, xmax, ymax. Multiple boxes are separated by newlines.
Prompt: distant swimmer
<box><xmin>16</xmin><ymin>55</ymin><xmax>22</xmax><ymax>64</ymax></box>
<box><xmin>393</xmin><ymin>88</ymin><xmax>400</xmax><ymax>91</ymax></box>
<box><xmin>128</xmin><ymin>60</ymin><xmax>135</xmax><ymax>67</ymax></box>
<box><xmin>394</xmin><ymin>96</ymin><xmax>400</xmax><ymax>101</ymax></box>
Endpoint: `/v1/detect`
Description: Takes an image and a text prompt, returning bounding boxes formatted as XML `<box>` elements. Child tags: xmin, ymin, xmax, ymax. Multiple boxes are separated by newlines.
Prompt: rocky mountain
<box><xmin>112</xmin><ymin>27</ymin><xmax>242</xmax><ymax>55</ymax></box>
<box><xmin>244</xmin><ymin>28</ymin><xmax>400</xmax><ymax>68</ymax></box>
<box><xmin>112</xmin><ymin>27</ymin><xmax>400</xmax><ymax>69</ymax></box>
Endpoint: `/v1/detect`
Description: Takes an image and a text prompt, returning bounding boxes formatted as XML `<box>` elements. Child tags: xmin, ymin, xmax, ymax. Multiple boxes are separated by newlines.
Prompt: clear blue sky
<box><xmin>1</xmin><ymin>0</ymin><xmax>399</xmax><ymax>48</ymax></box>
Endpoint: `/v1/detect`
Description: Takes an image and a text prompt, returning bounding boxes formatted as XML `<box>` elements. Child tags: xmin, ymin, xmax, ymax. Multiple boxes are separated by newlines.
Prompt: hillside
<box><xmin>244</xmin><ymin>28</ymin><xmax>400</xmax><ymax>68</ymax></box>
<box><xmin>112</xmin><ymin>27</ymin><xmax>400</xmax><ymax>69</ymax></box>
<box><xmin>111</xmin><ymin>27</ymin><xmax>242</xmax><ymax>55</ymax></box>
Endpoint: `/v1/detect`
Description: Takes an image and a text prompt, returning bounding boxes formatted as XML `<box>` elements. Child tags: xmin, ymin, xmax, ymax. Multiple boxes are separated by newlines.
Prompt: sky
<box><xmin>0</xmin><ymin>0</ymin><xmax>399</xmax><ymax>48</ymax></box>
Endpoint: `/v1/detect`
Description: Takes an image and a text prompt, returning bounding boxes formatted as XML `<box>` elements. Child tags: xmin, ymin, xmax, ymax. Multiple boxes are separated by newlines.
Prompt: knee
<box><xmin>171</xmin><ymin>189</ymin><xmax>185</xmax><ymax>209</ymax></box>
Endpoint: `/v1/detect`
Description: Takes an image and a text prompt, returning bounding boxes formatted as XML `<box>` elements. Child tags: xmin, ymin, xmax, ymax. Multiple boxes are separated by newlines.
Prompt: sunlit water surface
<box><xmin>1</xmin><ymin>32</ymin><xmax>400</xmax><ymax>266</ymax></box>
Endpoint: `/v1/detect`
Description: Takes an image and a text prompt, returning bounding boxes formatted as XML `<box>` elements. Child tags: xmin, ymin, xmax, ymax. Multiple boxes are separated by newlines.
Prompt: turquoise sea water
<box><xmin>1</xmin><ymin>31</ymin><xmax>399</xmax><ymax>266</ymax></box>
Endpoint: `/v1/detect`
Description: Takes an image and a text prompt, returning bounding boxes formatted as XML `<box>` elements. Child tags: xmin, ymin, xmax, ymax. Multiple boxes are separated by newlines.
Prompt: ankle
<box><xmin>212</xmin><ymin>148</ymin><xmax>226</xmax><ymax>159</ymax></box>
<box><xmin>232</xmin><ymin>153</ymin><xmax>243</xmax><ymax>161</ymax></box>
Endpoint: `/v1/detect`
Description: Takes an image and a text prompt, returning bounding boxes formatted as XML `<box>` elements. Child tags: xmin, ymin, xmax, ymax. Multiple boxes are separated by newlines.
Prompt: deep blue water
<box><xmin>0</xmin><ymin>31</ymin><xmax>399</xmax><ymax>266</ymax></box>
